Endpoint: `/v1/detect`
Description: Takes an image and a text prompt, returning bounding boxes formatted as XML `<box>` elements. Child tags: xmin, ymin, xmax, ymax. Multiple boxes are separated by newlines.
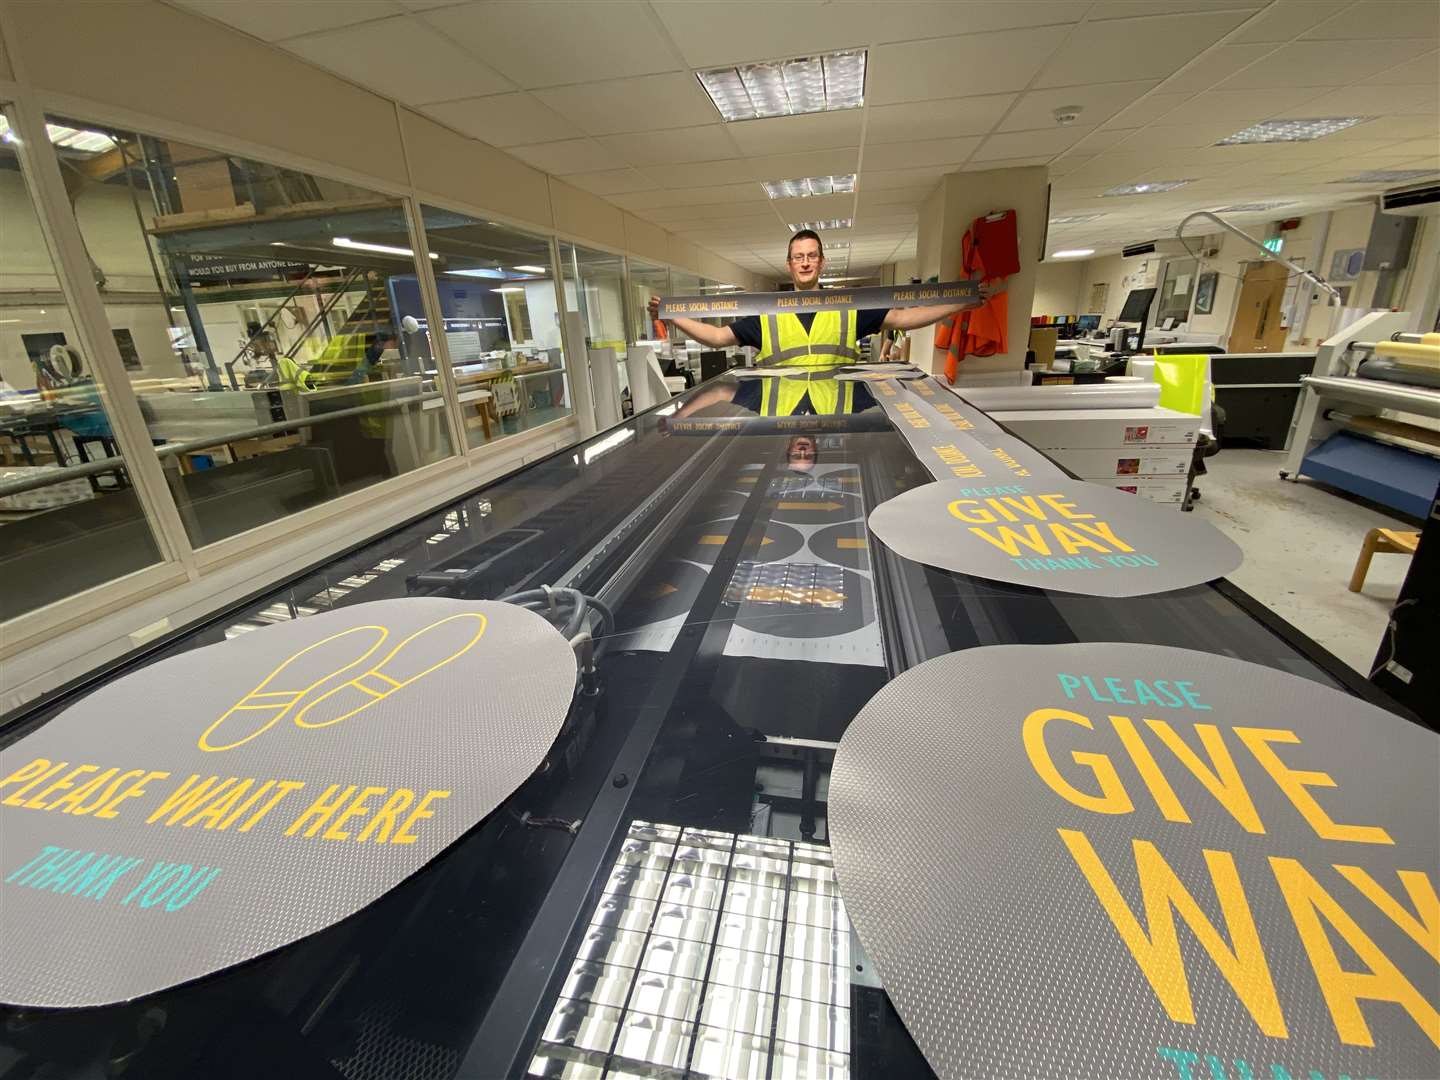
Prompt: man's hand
<box><xmin>648</xmin><ymin>294</ymin><xmax>663</xmax><ymax>323</ymax></box>
<box><xmin>979</xmin><ymin>279</ymin><xmax>1007</xmax><ymax>301</ymax></box>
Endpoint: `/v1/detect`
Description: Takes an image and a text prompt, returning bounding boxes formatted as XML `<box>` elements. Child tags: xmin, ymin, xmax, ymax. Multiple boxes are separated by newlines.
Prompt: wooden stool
<box><xmin>1348</xmin><ymin>528</ymin><xmax>1419</xmax><ymax>592</ymax></box>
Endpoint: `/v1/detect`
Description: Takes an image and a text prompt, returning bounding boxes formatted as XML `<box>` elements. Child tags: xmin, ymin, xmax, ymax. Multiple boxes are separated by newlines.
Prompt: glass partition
<box><xmin>0</xmin><ymin>110</ymin><xmax>162</xmax><ymax>619</ymax></box>
<box><xmin>560</xmin><ymin>243</ymin><xmax>628</xmax><ymax>358</ymax></box>
<box><xmin>50</xmin><ymin>115</ymin><xmax>456</xmax><ymax>549</ymax></box>
<box><xmin>418</xmin><ymin>206</ymin><xmax>570</xmax><ymax>449</ymax></box>
<box><xmin>626</xmin><ymin>259</ymin><xmax>670</xmax><ymax>345</ymax></box>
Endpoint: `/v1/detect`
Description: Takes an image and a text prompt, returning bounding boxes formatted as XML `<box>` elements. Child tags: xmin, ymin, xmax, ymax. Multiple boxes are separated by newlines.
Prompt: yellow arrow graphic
<box><xmin>699</xmin><ymin>535</ymin><xmax>773</xmax><ymax>546</ymax></box>
<box><xmin>644</xmin><ymin>582</ymin><xmax>679</xmax><ymax>599</ymax></box>
<box><xmin>836</xmin><ymin>537</ymin><xmax>867</xmax><ymax>550</ymax></box>
<box><xmin>777</xmin><ymin>501</ymin><xmax>845</xmax><ymax>511</ymax></box>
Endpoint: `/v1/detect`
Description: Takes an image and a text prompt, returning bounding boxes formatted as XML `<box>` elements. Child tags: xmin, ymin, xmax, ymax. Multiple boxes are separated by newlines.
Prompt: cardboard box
<box><xmin>1095</xmin><ymin>476</ymin><xmax>1187</xmax><ymax>505</ymax></box>
<box><xmin>992</xmin><ymin>406</ymin><xmax>1199</xmax><ymax>449</ymax></box>
<box><xmin>1049</xmin><ymin>446</ymin><xmax>1194</xmax><ymax>477</ymax></box>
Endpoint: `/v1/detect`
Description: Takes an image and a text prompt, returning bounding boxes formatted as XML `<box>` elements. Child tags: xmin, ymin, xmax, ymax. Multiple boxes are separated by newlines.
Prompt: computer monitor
<box><xmin>1075</xmin><ymin>314</ymin><xmax>1101</xmax><ymax>333</ymax></box>
<box><xmin>1117</xmin><ymin>288</ymin><xmax>1157</xmax><ymax>324</ymax></box>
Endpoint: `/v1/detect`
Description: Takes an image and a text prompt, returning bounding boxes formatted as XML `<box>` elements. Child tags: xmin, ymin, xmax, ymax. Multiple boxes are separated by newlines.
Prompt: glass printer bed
<box><xmin>0</xmin><ymin>371</ymin><xmax>1413</xmax><ymax>1080</ymax></box>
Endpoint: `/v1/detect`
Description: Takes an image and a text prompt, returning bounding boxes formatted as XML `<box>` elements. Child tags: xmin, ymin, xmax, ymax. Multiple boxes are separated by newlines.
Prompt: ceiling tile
<box><xmin>1086</xmin><ymin>0</ymin><xmax>1262</xmax><ymax>17</ymax></box>
<box><xmin>1157</xmin><ymin>87</ymin><xmax>1327</xmax><ymax>129</ymax></box>
<box><xmin>769</xmin><ymin>192</ymin><xmax>855</xmax><ymax>219</ymax></box>
<box><xmin>869</xmin><ymin>26</ymin><xmax>1071</xmax><ymax>104</ymax></box>
<box><xmin>284</xmin><ymin>16</ymin><xmax>512</xmax><ymax>103</ymax></box>
<box><xmin>1361</xmin><ymin>50</ymin><xmax>1440</xmax><ymax>86</ymax></box>
<box><xmin>1136</xmin><ymin>122</ymin><xmax>1247</xmax><ymax>149</ymax></box>
<box><xmin>651</xmin><ymin>0</ymin><xmax>1086</xmax><ymax>69</ymax></box>
<box><xmin>1228</xmin><ymin>0</ymin><xmax>1349</xmax><ymax>43</ymax></box>
<box><xmin>643</xmin><ymin>159</ymin><xmax>758</xmax><ymax>187</ymax></box>
<box><xmin>1064</xmin><ymin>128</ymin><xmax>1139</xmax><ymax>156</ymax></box>
<box><xmin>1038</xmin><ymin>10</ymin><xmax>1257</xmax><ymax>87</ymax></box>
<box><xmin>962</xmin><ymin>156</ymin><xmax>1053</xmax><ymax>170</ymax></box>
<box><xmin>599</xmin><ymin>125</ymin><xmax>740</xmax><ymax>166</ymax></box>
<box><xmin>561</xmin><ymin>167</ymin><xmax>659</xmax><ymax>195</ymax></box>
<box><xmin>1000</xmin><ymin>81</ymin><xmax>1158</xmax><ymax>132</ymax></box>
<box><xmin>1048</xmin><ymin>153</ymin><xmax>1098</xmax><ymax>176</ymax></box>
<box><xmin>973</xmin><ymin>127</ymin><xmax>1091</xmax><ymax>160</ymax></box>
<box><xmin>1157</xmin><ymin>44</ymin><xmax>1280</xmax><ymax>95</ymax></box>
<box><xmin>861</xmin><ymin>167</ymin><xmax>948</xmax><ymax>191</ymax></box>
<box><xmin>1304</xmin><ymin>0</ymin><xmax>1440</xmax><ymax>40</ymax></box>
<box><xmin>1101</xmin><ymin>91</ymin><xmax>1191</xmax><ymax>130</ymax></box>
<box><xmin>727</xmin><ymin>112</ymin><xmax>864</xmax><ymax>156</ymax></box>
<box><xmin>508</xmin><ymin>138</ymin><xmax>626</xmax><ymax>174</ymax></box>
<box><xmin>1280</xmin><ymin>84</ymin><xmax>1440</xmax><ymax>117</ymax></box>
<box><xmin>744</xmin><ymin>148</ymin><xmax>860</xmax><ymax>180</ymax></box>
<box><xmin>1217</xmin><ymin>39</ymin><xmax>1437</xmax><ymax>89</ymax></box>
<box><xmin>421</xmin><ymin>92</ymin><xmax>581</xmax><ymax>147</ymax></box>
<box><xmin>425</xmin><ymin>0</ymin><xmax>681</xmax><ymax>88</ymax></box>
<box><xmin>858</xmin><ymin>136</ymin><xmax>981</xmax><ymax>170</ymax></box>
<box><xmin>175</xmin><ymin>0</ymin><xmax>403</xmax><ymax>41</ymax></box>
<box><xmin>535</xmin><ymin>73</ymin><xmax>717</xmax><ymax>136</ymax></box>
<box><xmin>855</xmin><ymin>186</ymin><xmax>934</xmax><ymax>209</ymax></box>
<box><xmin>864</xmin><ymin>93</ymin><xmax>1016</xmax><ymax>146</ymax></box>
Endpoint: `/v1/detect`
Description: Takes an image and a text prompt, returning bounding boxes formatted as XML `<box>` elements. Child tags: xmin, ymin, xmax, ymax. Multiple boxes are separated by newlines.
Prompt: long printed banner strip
<box><xmin>658</xmin><ymin>280</ymin><xmax>979</xmax><ymax>319</ymax></box>
<box><xmin>870</xmin><ymin>378</ymin><xmax>1019</xmax><ymax>485</ymax></box>
<box><xmin>871</xmin><ymin>376</ymin><xmax>1068</xmax><ymax>487</ymax></box>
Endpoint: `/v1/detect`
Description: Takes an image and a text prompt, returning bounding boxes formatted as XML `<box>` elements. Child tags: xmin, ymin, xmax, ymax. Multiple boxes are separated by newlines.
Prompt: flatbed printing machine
<box><xmin>0</xmin><ymin>372</ymin><xmax>1424</xmax><ymax>1079</ymax></box>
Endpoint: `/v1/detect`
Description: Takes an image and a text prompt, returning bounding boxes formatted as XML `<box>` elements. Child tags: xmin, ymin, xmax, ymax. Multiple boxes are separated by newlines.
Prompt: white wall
<box><xmin>1032</xmin><ymin>260</ymin><xmax>1082</xmax><ymax>317</ymax></box>
<box><xmin>1299</xmin><ymin>203</ymin><xmax>1380</xmax><ymax>343</ymax></box>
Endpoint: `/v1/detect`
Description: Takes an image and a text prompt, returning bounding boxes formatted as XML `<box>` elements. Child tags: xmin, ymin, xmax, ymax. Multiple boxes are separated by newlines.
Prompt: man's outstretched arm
<box><xmin>881</xmin><ymin>280</ymin><xmax>1006</xmax><ymax>331</ymax></box>
<box><xmin>650</xmin><ymin>295</ymin><xmax>737</xmax><ymax>348</ymax></box>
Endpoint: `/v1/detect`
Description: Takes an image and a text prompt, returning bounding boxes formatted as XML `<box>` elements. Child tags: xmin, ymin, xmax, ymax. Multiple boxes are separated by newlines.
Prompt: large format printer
<box><xmin>1282</xmin><ymin>311</ymin><xmax>1440</xmax><ymax>518</ymax></box>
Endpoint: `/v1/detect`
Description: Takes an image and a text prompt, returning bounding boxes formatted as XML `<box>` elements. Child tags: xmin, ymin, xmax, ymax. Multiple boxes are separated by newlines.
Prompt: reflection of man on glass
<box><xmin>672</xmin><ymin>369</ymin><xmax>879</xmax><ymax>418</ymax></box>
<box><xmin>650</xmin><ymin>229</ymin><xmax>984</xmax><ymax>367</ymax></box>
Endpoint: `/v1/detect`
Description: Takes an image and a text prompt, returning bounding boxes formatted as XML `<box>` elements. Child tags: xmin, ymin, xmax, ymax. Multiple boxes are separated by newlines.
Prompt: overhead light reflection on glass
<box><xmin>332</xmin><ymin>237</ymin><xmax>438</xmax><ymax>259</ymax></box>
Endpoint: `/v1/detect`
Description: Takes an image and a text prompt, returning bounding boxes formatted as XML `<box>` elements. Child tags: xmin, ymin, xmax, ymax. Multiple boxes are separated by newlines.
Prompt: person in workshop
<box><xmin>350</xmin><ymin>331</ymin><xmax>398</xmax><ymax>384</ymax></box>
<box><xmin>653</xmin><ymin>229</ymin><xmax>999</xmax><ymax>417</ymax></box>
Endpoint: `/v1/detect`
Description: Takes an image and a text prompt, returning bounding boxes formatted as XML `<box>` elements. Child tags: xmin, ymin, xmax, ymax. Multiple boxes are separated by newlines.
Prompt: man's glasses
<box><xmin>788</xmin><ymin>253</ymin><xmax>822</xmax><ymax>264</ymax></box>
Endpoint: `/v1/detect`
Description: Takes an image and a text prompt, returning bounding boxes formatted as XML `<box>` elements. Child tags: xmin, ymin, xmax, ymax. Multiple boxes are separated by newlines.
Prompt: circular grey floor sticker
<box><xmin>867</xmin><ymin>478</ymin><xmax>1241</xmax><ymax>596</ymax></box>
<box><xmin>830</xmin><ymin>643</ymin><xmax>1439</xmax><ymax>1080</ymax></box>
<box><xmin>0</xmin><ymin>598</ymin><xmax>576</xmax><ymax>1008</ymax></box>
<box><xmin>811</xmin><ymin>522</ymin><xmax>871</xmax><ymax>570</ymax></box>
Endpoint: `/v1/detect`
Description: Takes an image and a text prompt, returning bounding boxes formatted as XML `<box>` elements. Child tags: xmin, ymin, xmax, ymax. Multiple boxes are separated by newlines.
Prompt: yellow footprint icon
<box><xmin>198</xmin><ymin>625</ymin><xmax>389</xmax><ymax>752</ymax></box>
<box><xmin>292</xmin><ymin>612</ymin><xmax>488</xmax><ymax>731</ymax></box>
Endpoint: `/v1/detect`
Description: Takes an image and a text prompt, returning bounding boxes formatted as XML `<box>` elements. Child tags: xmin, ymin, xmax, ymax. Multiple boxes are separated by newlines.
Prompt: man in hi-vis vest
<box><xmin>653</xmin><ymin>230</ymin><xmax>994</xmax><ymax>417</ymax></box>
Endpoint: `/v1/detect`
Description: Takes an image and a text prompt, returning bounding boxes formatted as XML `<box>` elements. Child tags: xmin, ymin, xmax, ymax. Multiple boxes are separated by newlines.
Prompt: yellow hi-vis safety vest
<box><xmin>758</xmin><ymin>309</ymin><xmax>861</xmax><ymax>368</ymax></box>
<box><xmin>758</xmin><ymin>371</ymin><xmax>857</xmax><ymax>416</ymax></box>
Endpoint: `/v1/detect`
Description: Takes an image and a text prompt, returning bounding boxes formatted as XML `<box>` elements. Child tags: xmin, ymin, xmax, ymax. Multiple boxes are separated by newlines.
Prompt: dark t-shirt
<box><xmin>730</xmin><ymin>309</ymin><xmax>888</xmax><ymax>350</ymax></box>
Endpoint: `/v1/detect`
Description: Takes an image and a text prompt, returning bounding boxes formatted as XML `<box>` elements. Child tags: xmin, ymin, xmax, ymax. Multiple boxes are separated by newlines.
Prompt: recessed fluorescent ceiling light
<box><xmin>513</xmin><ymin>264</ymin><xmax>548</xmax><ymax>273</ymax></box>
<box><xmin>1101</xmin><ymin>180</ymin><xmax>1193</xmax><ymax>197</ymax></box>
<box><xmin>1214</xmin><ymin>201</ymin><xmax>1294</xmax><ymax>213</ymax></box>
<box><xmin>332</xmin><ymin>237</ymin><xmax>437</xmax><ymax>260</ymax></box>
<box><xmin>699</xmin><ymin>50</ymin><xmax>865</xmax><ymax>122</ymax></box>
<box><xmin>1330</xmin><ymin>168</ymin><xmax>1440</xmax><ymax>184</ymax></box>
<box><xmin>1217</xmin><ymin>117</ymin><xmax>1372</xmax><ymax>145</ymax></box>
<box><xmin>0</xmin><ymin>116</ymin><xmax>116</xmax><ymax>154</ymax></box>
<box><xmin>762</xmin><ymin>174</ymin><xmax>856</xmax><ymax>199</ymax></box>
<box><xmin>1050</xmin><ymin>248</ymin><xmax>1094</xmax><ymax>258</ymax></box>
<box><xmin>1048</xmin><ymin>213</ymin><xmax>1105</xmax><ymax>225</ymax></box>
<box><xmin>787</xmin><ymin>218</ymin><xmax>853</xmax><ymax>231</ymax></box>
<box><xmin>448</xmin><ymin>267</ymin><xmax>507</xmax><ymax>278</ymax></box>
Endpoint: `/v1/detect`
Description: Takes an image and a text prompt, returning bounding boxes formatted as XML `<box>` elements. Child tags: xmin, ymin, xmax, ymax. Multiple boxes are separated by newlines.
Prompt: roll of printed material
<box><xmin>1104</xmin><ymin>374</ymin><xmax>1144</xmax><ymax>383</ymax></box>
<box><xmin>952</xmin><ymin>381</ymin><xmax>1160</xmax><ymax>412</ymax></box>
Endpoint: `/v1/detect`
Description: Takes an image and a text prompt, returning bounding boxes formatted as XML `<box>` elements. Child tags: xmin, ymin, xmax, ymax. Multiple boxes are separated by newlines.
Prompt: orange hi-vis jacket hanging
<box><xmin>935</xmin><ymin>209</ymin><xmax>1018</xmax><ymax>383</ymax></box>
